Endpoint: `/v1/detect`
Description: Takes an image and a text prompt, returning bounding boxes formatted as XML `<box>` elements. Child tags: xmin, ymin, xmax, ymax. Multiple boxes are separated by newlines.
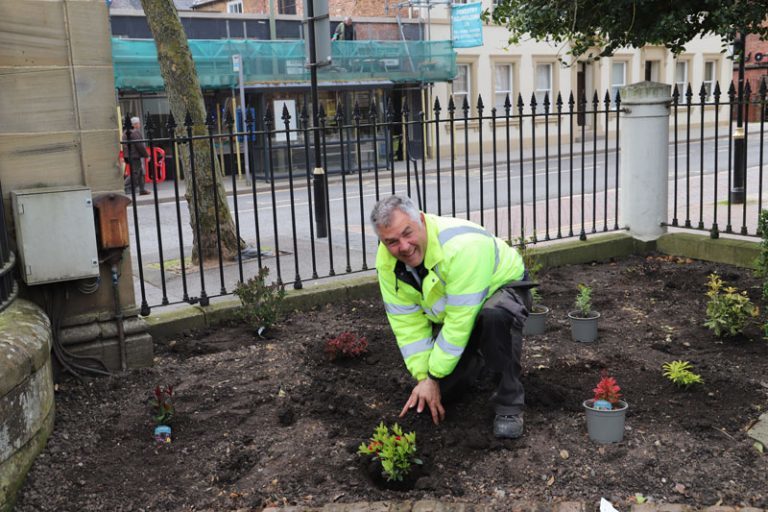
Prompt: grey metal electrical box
<box><xmin>11</xmin><ymin>186</ymin><xmax>100</xmax><ymax>286</ymax></box>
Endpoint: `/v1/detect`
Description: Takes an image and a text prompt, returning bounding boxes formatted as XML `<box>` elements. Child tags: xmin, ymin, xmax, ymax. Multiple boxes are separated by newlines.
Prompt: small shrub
<box><xmin>574</xmin><ymin>284</ymin><xmax>593</xmax><ymax>317</ymax></box>
<box><xmin>150</xmin><ymin>385</ymin><xmax>175</xmax><ymax>425</ymax></box>
<box><xmin>324</xmin><ymin>332</ymin><xmax>368</xmax><ymax>361</ymax></box>
<box><xmin>592</xmin><ymin>373</ymin><xmax>622</xmax><ymax>407</ymax></box>
<box><xmin>358</xmin><ymin>422</ymin><xmax>422</xmax><ymax>482</ymax></box>
<box><xmin>517</xmin><ymin>237</ymin><xmax>543</xmax><ymax>305</ymax></box>
<box><xmin>662</xmin><ymin>360</ymin><xmax>704</xmax><ymax>388</ymax></box>
<box><xmin>233</xmin><ymin>267</ymin><xmax>286</xmax><ymax>334</ymax></box>
<box><xmin>704</xmin><ymin>273</ymin><xmax>758</xmax><ymax>338</ymax></box>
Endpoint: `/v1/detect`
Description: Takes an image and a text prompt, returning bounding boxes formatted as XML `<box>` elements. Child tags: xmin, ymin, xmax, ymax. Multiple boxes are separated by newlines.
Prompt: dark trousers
<box><xmin>438</xmin><ymin>284</ymin><xmax>532</xmax><ymax>416</ymax></box>
<box><xmin>124</xmin><ymin>158</ymin><xmax>146</xmax><ymax>193</ymax></box>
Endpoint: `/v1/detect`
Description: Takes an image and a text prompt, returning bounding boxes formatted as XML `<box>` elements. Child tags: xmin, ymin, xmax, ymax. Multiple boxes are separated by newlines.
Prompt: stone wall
<box><xmin>0</xmin><ymin>300</ymin><xmax>54</xmax><ymax>512</ymax></box>
<box><xmin>0</xmin><ymin>0</ymin><xmax>152</xmax><ymax>370</ymax></box>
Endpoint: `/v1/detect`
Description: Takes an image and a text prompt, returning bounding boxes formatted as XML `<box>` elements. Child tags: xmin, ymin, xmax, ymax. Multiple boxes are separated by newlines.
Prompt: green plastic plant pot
<box><xmin>523</xmin><ymin>305</ymin><xmax>549</xmax><ymax>336</ymax></box>
<box><xmin>583</xmin><ymin>399</ymin><xmax>628</xmax><ymax>444</ymax></box>
<box><xmin>568</xmin><ymin>311</ymin><xmax>600</xmax><ymax>342</ymax></box>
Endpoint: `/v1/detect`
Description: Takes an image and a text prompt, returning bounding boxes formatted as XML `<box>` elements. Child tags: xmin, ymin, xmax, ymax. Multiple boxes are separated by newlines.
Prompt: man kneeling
<box><xmin>370</xmin><ymin>195</ymin><xmax>533</xmax><ymax>439</ymax></box>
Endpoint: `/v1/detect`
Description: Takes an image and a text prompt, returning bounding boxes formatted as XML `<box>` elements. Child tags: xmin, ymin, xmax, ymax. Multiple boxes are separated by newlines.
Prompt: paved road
<box><xmin>127</xmin><ymin>134</ymin><xmax>767</xmax><ymax>311</ymax></box>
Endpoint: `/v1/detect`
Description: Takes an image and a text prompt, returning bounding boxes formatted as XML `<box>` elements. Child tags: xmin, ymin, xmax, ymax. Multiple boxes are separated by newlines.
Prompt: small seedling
<box><xmin>358</xmin><ymin>422</ymin><xmax>422</xmax><ymax>482</ymax></box>
<box><xmin>574</xmin><ymin>284</ymin><xmax>593</xmax><ymax>317</ymax></box>
<box><xmin>704</xmin><ymin>273</ymin><xmax>758</xmax><ymax>338</ymax></box>
<box><xmin>150</xmin><ymin>385</ymin><xmax>175</xmax><ymax>425</ymax></box>
<box><xmin>662</xmin><ymin>360</ymin><xmax>703</xmax><ymax>388</ymax></box>
<box><xmin>517</xmin><ymin>237</ymin><xmax>543</xmax><ymax>305</ymax></box>
<box><xmin>233</xmin><ymin>267</ymin><xmax>286</xmax><ymax>335</ymax></box>
<box><xmin>324</xmin><ymin>332</ymin><xmax>368</xmax><ymax>361</ymax></box>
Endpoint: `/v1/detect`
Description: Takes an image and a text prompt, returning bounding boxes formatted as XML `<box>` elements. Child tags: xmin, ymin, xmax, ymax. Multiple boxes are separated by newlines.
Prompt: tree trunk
<box><xmin>139</xmin><ymin>0</ymin><xmax>240</xmax><ymax>265</ymax></box>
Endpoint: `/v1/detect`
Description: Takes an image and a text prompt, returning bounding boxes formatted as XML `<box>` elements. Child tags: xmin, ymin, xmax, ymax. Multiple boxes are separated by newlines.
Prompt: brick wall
<box><xmin>196</xmin><ymin>0</ymin><xmax>400</xmax><ymax>18</ymax></box>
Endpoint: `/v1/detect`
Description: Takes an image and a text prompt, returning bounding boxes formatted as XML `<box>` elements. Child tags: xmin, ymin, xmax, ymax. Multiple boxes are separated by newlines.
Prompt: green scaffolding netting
<box><xmin>112</xmin><ymin>38</ymin><xmax>457</xmax><ymax>92</ymax></box>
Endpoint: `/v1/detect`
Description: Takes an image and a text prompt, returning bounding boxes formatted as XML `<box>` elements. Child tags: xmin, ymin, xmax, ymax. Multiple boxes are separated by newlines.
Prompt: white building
<box><xmin>421</xmin><ymin>0</ymin><xmax>731</xmax><ymax>153</ymax></box>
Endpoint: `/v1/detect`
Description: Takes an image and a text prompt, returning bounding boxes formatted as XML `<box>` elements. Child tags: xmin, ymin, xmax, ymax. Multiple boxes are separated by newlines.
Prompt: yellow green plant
<box><xmin>358</xmin><ymin>422</ymin><xmax>422</xmax><ymax>482</ymax></box>
<box><xmin>662</xmin><ymin>360</ymin><xmax>703</xmax><ymax>388</ymax></box>
<box><xmin>704</xmin><ymin>273</ymin><xmax>758</xmax><ymax>338</ymax></box>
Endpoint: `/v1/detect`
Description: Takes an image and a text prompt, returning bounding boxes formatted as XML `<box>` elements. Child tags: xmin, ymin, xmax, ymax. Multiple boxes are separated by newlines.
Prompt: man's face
<box><xmin>344</xmin><ymin>19</ymin><xmax>352</xmax><ymax>25</ymax></box>
<box><xmin>377</xmin><ymin>209</ymin><xmax>428</xmax><ymax>267</ymax></box>
<box><xmin>132</xmin><ymin>121</ymin><xmax>141</xmax><ymax>130</ymax></box>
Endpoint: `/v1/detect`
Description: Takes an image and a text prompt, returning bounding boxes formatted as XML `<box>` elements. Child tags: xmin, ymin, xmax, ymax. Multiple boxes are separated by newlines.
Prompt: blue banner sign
<box><xmin>451</xmin><ymin>2</ymin><xmax>483</xmax><ymax>48</ymax></box>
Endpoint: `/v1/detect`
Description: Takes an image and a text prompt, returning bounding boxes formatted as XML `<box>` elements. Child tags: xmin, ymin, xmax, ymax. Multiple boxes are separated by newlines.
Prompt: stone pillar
<box><xmin>618</xmin><ymin>82</ymin><xmax>671</xmax><ymax>241</ymax></box>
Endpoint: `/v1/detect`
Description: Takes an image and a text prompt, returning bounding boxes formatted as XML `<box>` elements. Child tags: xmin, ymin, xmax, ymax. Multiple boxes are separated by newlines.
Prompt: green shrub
<box><xmin>233</xmin><ymin>267</ymin><xmax>286</xmax><ymax>335</ymax></box>
<box><xmin>662</xmin><ymin>360</ymin><xmax>704</xmax><ymax>388</ymax></box>
<box><xmin>704</xmin><ymin>273</ymin><xmax>758</xmax><ymax>338</ymax></box>
<box><xmin>574</xmin><ymin>284</ymin><xmax>593</xmax><ymax>317</ymax></box>
<box><xmin>516</xmin><ymin>237</ymin><xmax>543</xmax><ymax>305</ymax></box>
<box><xmin>358</xmin><ymin>422</ymin><xmax>422</xmax><ymax>482</ymax></box>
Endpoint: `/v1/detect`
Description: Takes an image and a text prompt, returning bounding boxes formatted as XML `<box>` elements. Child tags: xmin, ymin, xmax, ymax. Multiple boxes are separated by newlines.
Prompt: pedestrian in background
<box><xmin>123</xmin><ymin>116</ymin><xmax>150</xmax><ymax>196</ymax></box>
<box><xmin>332</xmin><ymin>16</ymin><xmax>355</xmax><ymax>41</ymax></box>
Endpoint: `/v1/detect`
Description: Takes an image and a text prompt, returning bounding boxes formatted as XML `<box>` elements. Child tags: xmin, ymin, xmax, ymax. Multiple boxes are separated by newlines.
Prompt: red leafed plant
<box><xmin>592</xmin><ymin>372</ymin><xmax>622</xmax><ymax>405</ymax></box>
<box><xmin>150</xmin><ymin>385</ymin><xmax>175</xmax><ymax>425</ymax></box>
<box><xmin>324</xmin><ymin>332</ymin><xmax>368</xmax><ymax>361</ymax></box>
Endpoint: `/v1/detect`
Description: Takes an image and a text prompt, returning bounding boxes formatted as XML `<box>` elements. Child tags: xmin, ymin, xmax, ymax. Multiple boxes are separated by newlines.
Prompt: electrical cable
<box><xmin>42</xmin><ymin>284</ymin><xmax>112</xmax><ymax>381</ymax></box>
<box><xmin>76</xmin><ymin>276</ymin><xmax>100</xmax><ymax>295</ymax></box>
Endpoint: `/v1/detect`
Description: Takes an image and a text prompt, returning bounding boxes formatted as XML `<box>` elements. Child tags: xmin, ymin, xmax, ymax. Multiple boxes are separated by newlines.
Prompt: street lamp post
<box><xmin>731</xmin><ymin>31</ymin><xmax>747</xmax><ymax>204</ymax></box>
<box><xmin>304</xmin><ymin>0</ymin><xmax>331</xmax><ymax>238</ymax></box>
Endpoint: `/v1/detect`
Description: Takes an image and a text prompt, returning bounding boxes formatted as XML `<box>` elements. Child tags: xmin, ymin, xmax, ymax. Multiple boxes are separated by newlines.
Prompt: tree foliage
<box><xmin>489</xmin><ymin>0</ymin><xmax>768</xmax><ymax>61</ymax></box>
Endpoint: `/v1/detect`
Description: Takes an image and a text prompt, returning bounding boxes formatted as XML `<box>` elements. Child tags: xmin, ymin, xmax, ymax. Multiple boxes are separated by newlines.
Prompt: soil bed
<box><xmin>15</xmin><ymin>254</ymin><xmax>768</xmax><ymax>511</ymax></box>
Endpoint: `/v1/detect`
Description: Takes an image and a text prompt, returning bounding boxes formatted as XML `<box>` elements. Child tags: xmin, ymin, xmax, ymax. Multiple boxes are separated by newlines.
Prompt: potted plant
<box><xmin>524</xmin><ymin>287</ymin><xmax>550</xmax><ymax>335</ymax></box>
<box><xmin>583</xmin><ymin>373</ymin><xmax>628</xmax><ymax>444</ymax></box>
<box><xmin>358</xmin><ymin>422</ymin><xmax>423</xmax><ymax>490</ymax></box>
<box><xmin>518</xmin><ymin>238</ymin><xmax>549</xmax><ymax>336</ymax></box>
<box><xmin>568</xmin><ymin>284</ymin><xmax>600</xmax><ymax>342</ymax></box>
<box><xmin>150</xmin><ymin>385</ymin><xmax>175</xmax><ymax>444</ymax></box>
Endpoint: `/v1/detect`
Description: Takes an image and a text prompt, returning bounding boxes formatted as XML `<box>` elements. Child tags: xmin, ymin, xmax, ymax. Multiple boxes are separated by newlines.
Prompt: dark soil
<box><xmin>15</xmin><ymin>254</ymin><xmax>768</xmax><ymax>511</ymax></box>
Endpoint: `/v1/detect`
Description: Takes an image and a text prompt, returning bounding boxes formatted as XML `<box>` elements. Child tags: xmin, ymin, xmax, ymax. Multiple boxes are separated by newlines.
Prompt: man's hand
<box><xmin>399</xmin><ymin>377</ymin><xmax>445</xmax><ymax>425</ymax></box>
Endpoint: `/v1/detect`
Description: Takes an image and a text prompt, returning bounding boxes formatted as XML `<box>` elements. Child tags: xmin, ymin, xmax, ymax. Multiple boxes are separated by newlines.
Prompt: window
<box><xmin>610</xmin><ymin>61</ymin><xmax>626</xmax><ymax>104</ymax></box>
<box><xmin>452</xmin><ymin>64</ymin><xmax>471</xmax><ymax>111</ymax></box>
<box><xmin>494</xmin><ymin>63</ymin><xmax>513</xmax><ymax>111</ymax></box>
<box><xmin>674</xmin><ymin>61</ymin><xmax>689</xmax><ymax>97</ymax></box>
<box><xmin>703</xmin><ymin>60</ymin><xmax>717</xmax><ymax>100</ymax></box>
<box><xmin>226</xmin><ymin>0</ymin><xmax>243</xmax><ymax>13</ymax></box>
<box><xmin>534</xmin><ymin>63</ymin><xmax>552</xmax><ymax>106</ymax></box>
<box><xmin>278</xmin><ymin>0</ymin><xmax>296</xmax><ymax>14</ymax></box>
<box><xmin>644</xmin><ymin>60</ymin><xmax>660</xmax><ymax>82</ymax></box>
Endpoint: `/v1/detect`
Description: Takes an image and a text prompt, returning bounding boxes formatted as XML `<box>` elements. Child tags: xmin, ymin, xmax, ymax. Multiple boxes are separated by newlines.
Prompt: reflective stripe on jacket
<box><xmin>376</xmin><ymin>213</ymin><xmax>525</xmax><ymax>380</ymax></box>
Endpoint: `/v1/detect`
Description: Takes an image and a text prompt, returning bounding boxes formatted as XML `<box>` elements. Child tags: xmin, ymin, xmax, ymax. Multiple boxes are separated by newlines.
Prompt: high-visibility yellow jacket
<box><xmin>376</xmin><ymin>214</ymin><xmax>525</xmax><ymax>381</ymax></box>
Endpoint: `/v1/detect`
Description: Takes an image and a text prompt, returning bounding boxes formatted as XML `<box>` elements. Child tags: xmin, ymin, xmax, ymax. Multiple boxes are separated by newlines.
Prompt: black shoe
<box><xmin>494</xmin><ymin>413</ymin><xmax>524</xmax><ymax>439</ymax></box>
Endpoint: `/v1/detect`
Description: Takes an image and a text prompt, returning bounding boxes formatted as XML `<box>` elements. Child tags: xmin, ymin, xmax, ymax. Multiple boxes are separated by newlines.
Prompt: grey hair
<box><xmin>344</xmin><ymin>16</ymin><xmax>352</xmax><ymax>22</ymax></box>
<box><xmin>130</xmin><ymin>116</ymin><xmax>141</xmax><ymax>125</ymax></box>
<box><xmin>370</xmin><ymin>195</ymin><xmax>420</xmax><ymax>232</ymax></box>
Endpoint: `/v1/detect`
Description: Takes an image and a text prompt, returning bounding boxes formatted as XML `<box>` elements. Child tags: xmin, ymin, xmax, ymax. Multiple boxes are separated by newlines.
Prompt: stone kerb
<box><xmin>0</xmin><ymin>299</ymin><xmax>54</xmax><ymax>512</ymax></box>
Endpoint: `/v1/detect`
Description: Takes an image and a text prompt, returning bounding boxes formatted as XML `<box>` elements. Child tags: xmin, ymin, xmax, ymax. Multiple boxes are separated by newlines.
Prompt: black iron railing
<box><xmin>0</xmin><ymin>180</ymin><xmax>19</xmax><ymax>313</ymax></box>
<box><xmin>124</xmin><ymin>90</ymin><xmax>623</xmax><ymax>313</ymax></box>
<box><xmin>668</xmin><ymin>79</ymin><xmax>767</xmax><ymax>238</ymax></box>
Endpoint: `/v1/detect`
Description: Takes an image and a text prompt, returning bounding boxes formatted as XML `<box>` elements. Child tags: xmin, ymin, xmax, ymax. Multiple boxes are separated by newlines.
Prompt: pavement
<box><xmin>260</xmin><ymin>500</ymin><xmax>767</xmax><ymax>511</ymax></box>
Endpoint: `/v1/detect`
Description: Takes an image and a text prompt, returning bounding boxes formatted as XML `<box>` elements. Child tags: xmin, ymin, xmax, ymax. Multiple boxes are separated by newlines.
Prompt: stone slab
<box><xmin>0</xmin><ymin>299</ymin><xmax>52</xmax><ymax>375</ymax></box>
<box><xmin>0</xmin><ymin>1</ymin><xmax>68</xmax><ymax>68</ymax></box>
<box><xmin>0</xmin><ymin>360</ymin><xmax>54</xmax><ymax>464</ymax></box>
<box><xmin>65</xmin><ymin>332</ymin><xmax>154</xmax><ymax>370</ymax></box>
<box><xmin>0</xmin><ymin>399</ymin><xmax>54</xmax><ymax>512</ymax></box>
<box><xmin>65</xmin><ymin>0</ymin><xmax>112</xmax><ymax>67</ymax></box>
<box><xmin>657</xmin><ymin>233</ymin><xmax>759</xmax><ymax>269</ymax></box>
<box><xmin>0</xmin><ymin>69</ymin><xmax>76</xmax><ymax>134</ymax></box>
<box><xmin>747</xmin><ymin>412</ymin><xmax>768</xmax><ymax>447</ymax></box>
